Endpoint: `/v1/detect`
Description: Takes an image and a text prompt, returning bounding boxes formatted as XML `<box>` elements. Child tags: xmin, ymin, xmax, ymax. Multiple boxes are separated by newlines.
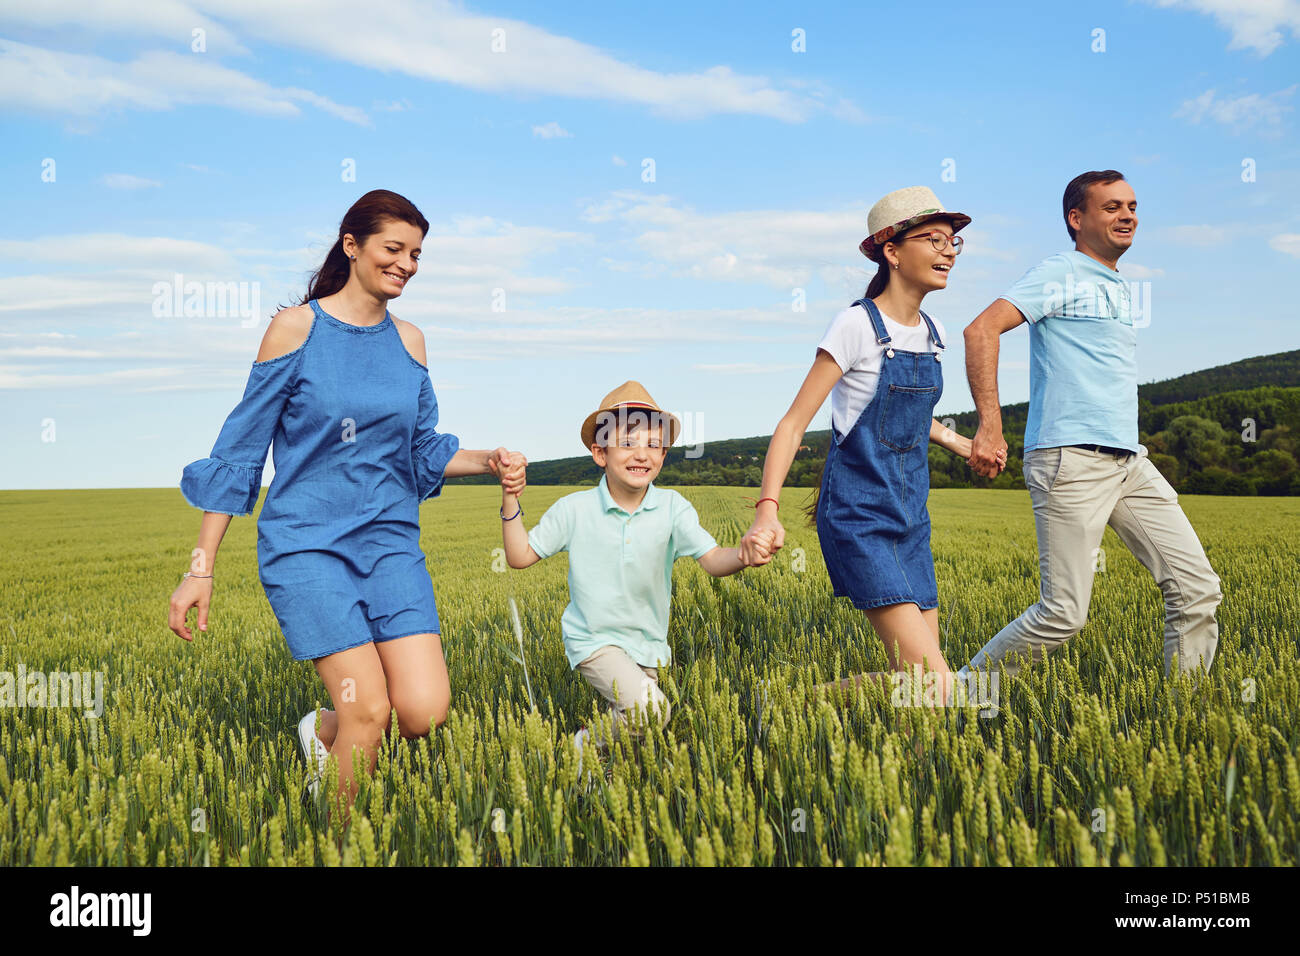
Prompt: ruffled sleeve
<box><xmin>180</xmin><ymin>350</ymin><xmax>300</xmax><ymax>516</ymax></box>
<box><xmin>412</xmin><ymin>375</ymin><xmax>461</xmax><ymax>501</ymax></box>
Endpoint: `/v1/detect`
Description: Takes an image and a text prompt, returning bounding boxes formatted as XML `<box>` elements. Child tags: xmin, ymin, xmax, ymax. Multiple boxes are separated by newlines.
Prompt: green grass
<box><xmin>0</xmin><ymin>486</ymin><xmax>1296</xmax><ymax>865</ymax></box>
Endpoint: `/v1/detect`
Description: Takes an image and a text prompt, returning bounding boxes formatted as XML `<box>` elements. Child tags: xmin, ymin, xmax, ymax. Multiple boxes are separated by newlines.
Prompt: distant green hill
<box><xmin>452</xmin><ymin>348</ymin><xmax>1300</xmax><ymax>496</ymax></box>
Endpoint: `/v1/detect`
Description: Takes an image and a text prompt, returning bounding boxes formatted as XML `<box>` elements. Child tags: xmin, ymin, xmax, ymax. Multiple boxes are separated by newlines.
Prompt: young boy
<box><xmin>499</xmin><ymin>381</ymin><xmax>774</xmax><ymax>760</ymax></box>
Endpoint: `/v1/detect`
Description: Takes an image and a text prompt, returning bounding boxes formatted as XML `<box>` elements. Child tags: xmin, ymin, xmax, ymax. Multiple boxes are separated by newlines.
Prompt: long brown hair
<box><xmin>800</xmin><ymin>254</ymin><xmax>894</xmax><ymax>525</ymax></box>
<box><xmin>292</xmin><ymin>189</ymin><xmax>430</xmax><ymax>306</ymax></box>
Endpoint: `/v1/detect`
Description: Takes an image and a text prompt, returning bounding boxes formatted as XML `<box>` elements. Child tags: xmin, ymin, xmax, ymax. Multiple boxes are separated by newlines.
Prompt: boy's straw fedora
<box><xmin>859</xmin><ymin>185</ymin><xmax>971</xmax><ymax>262</ymax></box>
<box><xmin>581</xmin><ymin>381</ymin><xmax>682</xmax><ymax>450</ymax></box>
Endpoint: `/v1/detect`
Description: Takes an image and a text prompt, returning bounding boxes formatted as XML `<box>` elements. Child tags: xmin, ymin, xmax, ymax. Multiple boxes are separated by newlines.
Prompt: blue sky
<box><xmin>2</xmin><ymin>0</ymin><xmax>1298</xmax><ymax>490</ymax></box>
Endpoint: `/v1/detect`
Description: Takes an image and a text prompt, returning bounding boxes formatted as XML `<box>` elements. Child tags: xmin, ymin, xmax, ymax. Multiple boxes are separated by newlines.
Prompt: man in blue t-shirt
<box><xmin>960</xmin><ymin>170</ymin><xmax>1221</xmax><ymax>678</ymax></box>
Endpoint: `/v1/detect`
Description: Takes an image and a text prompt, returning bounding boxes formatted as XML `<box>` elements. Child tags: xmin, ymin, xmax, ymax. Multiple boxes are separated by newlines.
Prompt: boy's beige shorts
<box><xmin>576</xmin><ymin>644</ymin><xmax>672</xmax><ymax>735</ymax></box>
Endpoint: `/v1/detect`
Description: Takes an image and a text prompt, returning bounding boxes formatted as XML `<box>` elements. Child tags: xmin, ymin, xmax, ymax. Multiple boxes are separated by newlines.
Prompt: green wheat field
<box><xmin>1</xmin><ymin>486</ymin><xmax>1297</xmax><ymax>866</ymax></box>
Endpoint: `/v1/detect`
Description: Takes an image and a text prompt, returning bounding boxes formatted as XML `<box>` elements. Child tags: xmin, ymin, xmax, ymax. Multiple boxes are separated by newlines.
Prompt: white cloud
<box><xmin>103</xmin><ymin>173</ymin><xmax>161</xmax><ymax>190</ymax></box>
<box><xmin>0</xmin><ymin>0</ymin><xmax>249</xmax><ymax>54</ymax></box>
<box><xmin>415</xmin><ymin>302</ymin><xmax>830</xmax><ymax>357</ymax></box>
<box><xmin>1162</xmin><ymin>224</ymin><xmax>1230</xmax><ymax>245</ymax></box>
<box><xmin>611</xmin><ymin>155</ymin><xmax>627</xmax><ymax>167</ymax></box>
<box><xmin>0</xmin><ymin>234</ymin><xmax>239</xmax><ymax>271</ymax></box>
<box><xmin>574</xmin><ymin>192</ymin><xmax>1015</xmax><ymax>292</ymax></box>
<box><xmin>1174</xmin><ymin>85</ymin><xmax>1296</xmax><ymax>131</ymax></box>
<box><xmin>1145</xmin><ymin>0</ymin><xmax>1300</xmax><ymax>56</ymax></box>
<box><xmin>532</xmin><ymin>121</ymin><xmax>572</xmax><ymax>139</ymax></box>
<box><xmin>579</xmin><ymin>191</ymin><xmax>874</xmax><ymax>289</ymax></box>
<box><xmin>0</xmin><ymin>0</ymin><xmax>858</xmax><ymax>122</ymax></box>
<box><xmin>1122</xmin><ymin>263</ymin><xmax>1167</xmax><ymax>278</ymax></box>
<box><xmin>0</xmin><ymin>365</ymin><xmax>235</xmax><ymax>390</ymax></box>
<box><xmin>690</xmin><ymin>362</ymin><xmax>808</xmax><ymax>374</ymax></box>
<box><xmin>0</xmin><ymin>38</ymin><xmax>370</xmax><ymax>125</ymax></box>
<box><xmin>1269</xmin><ymin>233</ymin><xmax>1300</xmax><ymax>257</ymax></box>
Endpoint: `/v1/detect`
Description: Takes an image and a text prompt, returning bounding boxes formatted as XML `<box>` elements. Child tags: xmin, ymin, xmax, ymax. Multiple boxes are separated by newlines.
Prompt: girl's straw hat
<box><xmin>859</xmin><ymin>186</ymin><xmax>971</xmax><ymax>262</ymax></box>
<box><xmin>581</xmin><ymin>381</ymin><xmax>681</xmax><ymax>450</ymax></box>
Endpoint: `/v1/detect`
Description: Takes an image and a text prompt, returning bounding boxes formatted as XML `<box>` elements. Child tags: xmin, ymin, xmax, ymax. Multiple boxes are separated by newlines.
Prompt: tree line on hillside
<box><xmin>452</xmin><ymin>352</ymin><xmax>1300</xmax><ymax>496</ymax></box>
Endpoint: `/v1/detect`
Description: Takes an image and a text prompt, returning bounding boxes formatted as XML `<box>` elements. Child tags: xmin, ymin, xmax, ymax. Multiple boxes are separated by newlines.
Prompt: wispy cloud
<box><xmin>1122</xmin><ymin>263</ymin><xmax>1167</xmax><ymax>278</ymax></box>
<box><xmin>1174</xmin><ymin>85</ymin><xmax>1296</xmax><ymax>132</ymax></box>
<box><xmin>690</xmin><ymin>362</ymin><xmax>808</xmax><ymax>374</ymax></box>
<box><xmin>532</xmin><ymin>121</ymin><xmax>572</xmax><ymax>139</ymax></box>
<box><xmin>0</xmin><ymin>38</ymin><xmax>370</xmax><ymax>125</ymax></box>
<box><xmin>1160</xmin><ymin>224</ymin><xmax>1231</xmax><ymax>245</ymax></box>
<box><xmin>1269</xmin><ymin>233</ymin><xmax>1300</xmax><ymax>257</ymax></box>
<box><xmin>0</xmin><ymin>0</ymin><xmax>858</xmax><ymax>122</ymax></box>
<box><xmin>1144</xmin><ymin>0</ymin><xmax>1300</xmax><ymax>56</ymax></box>
<box><xmin>103</xmin><ymin>173</ymin><xmax>161</xmax><ymax>190</ymax></box>
<box><xmin>0</xmin><ymin>0</ymin><xmax>249</xmax><ymax>54</ymax></box>
<box><xmin>581</xmin><ymin>191</ymin><xmax>875</xmax><ymax>289</ymax></box>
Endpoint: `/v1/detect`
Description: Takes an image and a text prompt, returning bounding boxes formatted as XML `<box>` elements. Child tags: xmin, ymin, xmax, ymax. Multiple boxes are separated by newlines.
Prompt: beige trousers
<box><xmin>576</xmin><ymin>644</ymin><xmax>672</xmax><ymax>739</ymax></box>
<box><xmin>963</xmin><ymin>444</ymin><xmax>1222</xmax><ymax>677</ymax></box>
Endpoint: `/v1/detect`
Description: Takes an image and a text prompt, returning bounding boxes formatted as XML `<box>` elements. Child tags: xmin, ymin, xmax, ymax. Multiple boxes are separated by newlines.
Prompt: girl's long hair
<box><xmin>800</xmin><ymin>255</ymin><xmax>893</xmax><ymax>526</ymax></box>
<box><xmin>292</xmin><ymin>189</ymin><xmax>430</xmax><ymax>306</ymax></box>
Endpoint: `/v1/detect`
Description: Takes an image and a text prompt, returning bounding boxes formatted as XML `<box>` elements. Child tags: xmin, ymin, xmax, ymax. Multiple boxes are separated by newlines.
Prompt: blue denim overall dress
<box><xmin>180</xmin><ymin>299</ymin><xmax>461</xmax><ymax>660</ymax></box>
<box><xmin>815</xmin><ymin>297</ymin><xmax>944</xmax><ymax>610</ymax></box>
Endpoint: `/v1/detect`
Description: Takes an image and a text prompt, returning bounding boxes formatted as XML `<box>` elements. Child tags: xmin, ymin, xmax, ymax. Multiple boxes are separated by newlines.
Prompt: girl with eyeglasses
<box><xmin>741</xmin><ymin>187</ymin><xmax>1004</xmax><ymax>705</ymax></box>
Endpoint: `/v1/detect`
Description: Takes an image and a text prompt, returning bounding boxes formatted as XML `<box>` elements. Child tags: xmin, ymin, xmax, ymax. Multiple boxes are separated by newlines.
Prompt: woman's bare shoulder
<box><xmin>392</xmin><ymin>316</ymin><xmax>428</xmax><ymax>367</ymax></box>
<box><xmin>256</xmin><ymin>304</ymin><xmax>314</xmax><ymax>363</ymax></box>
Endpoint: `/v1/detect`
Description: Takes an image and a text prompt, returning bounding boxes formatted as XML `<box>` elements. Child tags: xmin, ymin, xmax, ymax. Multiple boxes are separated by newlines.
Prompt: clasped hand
<box><xmin>488</xmin><ymin>447</ymin><xmax>528</xmax><ymax>494</ymax></box>
<box><xmin>967</xmin><ymin>428</ymin><xmax>1008</xmax><ymax>479</ymax></box>
<box><xmin>740</xmin><ymin>518</ymin><xmax>783</xmax><ymax>567</ymax></box>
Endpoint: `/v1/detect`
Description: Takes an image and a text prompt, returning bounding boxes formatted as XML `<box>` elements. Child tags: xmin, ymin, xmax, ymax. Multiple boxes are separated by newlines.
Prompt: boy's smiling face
<box><xmin>591</xmin><ymin>414</ymin><xmax>667</xmax><ymax>493</ymax></box>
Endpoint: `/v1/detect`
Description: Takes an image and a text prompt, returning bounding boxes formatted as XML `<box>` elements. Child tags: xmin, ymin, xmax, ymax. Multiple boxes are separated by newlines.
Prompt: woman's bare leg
<box><xmin>374</xmin><ymin>632</ymin><xmax>451</xmax><ymax>738</ymax></box>
<box><xmin>314</xmin><ymin>709</ymin><xmax>338</xmax><ymax>748</ymax></box>
<box><xmin>312</xmin><ymin>642</ymin><xmax>391</xmax><ymax>823</ymax></box>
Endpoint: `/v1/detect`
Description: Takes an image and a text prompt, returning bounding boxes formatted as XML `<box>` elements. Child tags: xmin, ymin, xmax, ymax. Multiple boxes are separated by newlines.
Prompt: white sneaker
<box><xmin>297</xmin><ymin>709</ymin><xmax>329</xmax><ymax>797</ymax></box>
<box><xmin>573</xmin><ymin>727</ymin><xmax>602</xmax><ymax>790</ymax></box>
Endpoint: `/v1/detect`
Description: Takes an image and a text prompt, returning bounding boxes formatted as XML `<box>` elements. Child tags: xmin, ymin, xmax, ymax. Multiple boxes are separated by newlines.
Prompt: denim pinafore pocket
<box><xmin>879</xmin><ymin>383</ymin><xmax>939</xmax><ymax>452</ymax></box>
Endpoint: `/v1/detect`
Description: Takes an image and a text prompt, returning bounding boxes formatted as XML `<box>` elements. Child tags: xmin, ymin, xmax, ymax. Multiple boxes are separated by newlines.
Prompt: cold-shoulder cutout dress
<box><xmin>180</xmin><ymin>298</ymin><xmax>461</xmax><ymax>660</ymax></box>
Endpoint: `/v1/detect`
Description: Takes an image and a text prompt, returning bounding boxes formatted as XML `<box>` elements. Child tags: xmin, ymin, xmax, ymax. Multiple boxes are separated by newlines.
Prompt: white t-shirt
<box><xmin>816</xmin><ymin>302</ymin><xmax>947</xmax><ymax>441</ymax></box>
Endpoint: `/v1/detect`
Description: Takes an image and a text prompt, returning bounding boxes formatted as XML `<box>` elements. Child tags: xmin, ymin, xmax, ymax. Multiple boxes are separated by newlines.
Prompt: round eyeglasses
<box><xmin>897</xmin><ymin>232</ymin><xmax>964</xmax><ymax>254</ymax></box>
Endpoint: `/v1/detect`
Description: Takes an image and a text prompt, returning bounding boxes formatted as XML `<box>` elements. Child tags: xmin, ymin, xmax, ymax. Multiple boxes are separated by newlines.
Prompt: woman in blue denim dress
<box><xmin>741</xmin><ymin>187</ymin><xmax>1004</xmax><ymax>704</ymax></box>
<box><xmin>167</xmin><ymin>189</ymin><xmax>526</xmax><ymax>815</ymax></box>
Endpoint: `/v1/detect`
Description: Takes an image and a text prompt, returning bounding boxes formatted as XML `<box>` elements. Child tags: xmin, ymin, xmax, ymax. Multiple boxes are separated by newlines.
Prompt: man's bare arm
<box><xmin>963</xmin><ymin>299</ymin><xmax>1026</xmax><ymax>476</ymax></box>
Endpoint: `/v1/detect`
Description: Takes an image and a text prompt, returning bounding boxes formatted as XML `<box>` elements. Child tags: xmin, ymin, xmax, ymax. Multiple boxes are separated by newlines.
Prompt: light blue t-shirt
<box><xmin>526</xmin><ymin>475</ymin><xmax>719</xmax><ymax>670</ymax></box>
<box><xmin>1001</xmin><ymin>250</ymin><xmax>1139</xmax><ymax>453</ymax></box>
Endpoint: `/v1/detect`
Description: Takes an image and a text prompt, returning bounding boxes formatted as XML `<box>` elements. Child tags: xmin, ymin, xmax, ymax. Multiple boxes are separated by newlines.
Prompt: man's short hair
<box><xmin>1063</xmin><ymin>170</ymin><xmax>1126</xmax><ymax>241</ymax></box>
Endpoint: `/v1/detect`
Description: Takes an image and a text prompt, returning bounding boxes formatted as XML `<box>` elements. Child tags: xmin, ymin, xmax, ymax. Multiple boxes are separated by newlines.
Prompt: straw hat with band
<box><xmin>859</xmin><ymin>186</ymin><xmax>971</xmax><ymax>263</ymax></box>
<box><xmin>580</xmin><ymin>381</ymin><xmax>682</xmax><ymax>451</ymax></box>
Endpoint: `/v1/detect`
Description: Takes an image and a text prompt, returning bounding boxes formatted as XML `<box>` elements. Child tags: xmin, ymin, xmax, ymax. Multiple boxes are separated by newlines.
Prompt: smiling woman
<box><xmin>168</xmin><ymin>189</ymin><xmax>528</xmax><ymax>824</ymax></box>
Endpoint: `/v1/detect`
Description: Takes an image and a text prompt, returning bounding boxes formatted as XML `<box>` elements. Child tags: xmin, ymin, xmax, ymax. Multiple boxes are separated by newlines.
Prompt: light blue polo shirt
<box><xmin>1001</xmin><ymin>250</ymin><xmax>1140</xmax><ymax>453</ymax></box>
<box><xmin>526</xmin><ymin>475</ymin><xmax>719</xmax><ymax>670</ymax></box>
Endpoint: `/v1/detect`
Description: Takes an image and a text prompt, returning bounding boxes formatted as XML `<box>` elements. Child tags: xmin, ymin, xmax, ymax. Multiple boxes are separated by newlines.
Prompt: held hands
<box><xmin>488</xmin><ymin>447</ymin><xmax>528</xmax><ymax>495</ymax></box>
<box><xmin>967</xmin><ymin>427</ymin><xmax>1008</xmax><ymax>479</ymax></box>
<box><xmin>741</xmin><ymin>514</ymin><xmax>785</xmax><ymax>567</ymax></box>
<box><xmin>740</xmin><ymin>528</ymin><xmax>777</xmax><ymax>567</ymax></box>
